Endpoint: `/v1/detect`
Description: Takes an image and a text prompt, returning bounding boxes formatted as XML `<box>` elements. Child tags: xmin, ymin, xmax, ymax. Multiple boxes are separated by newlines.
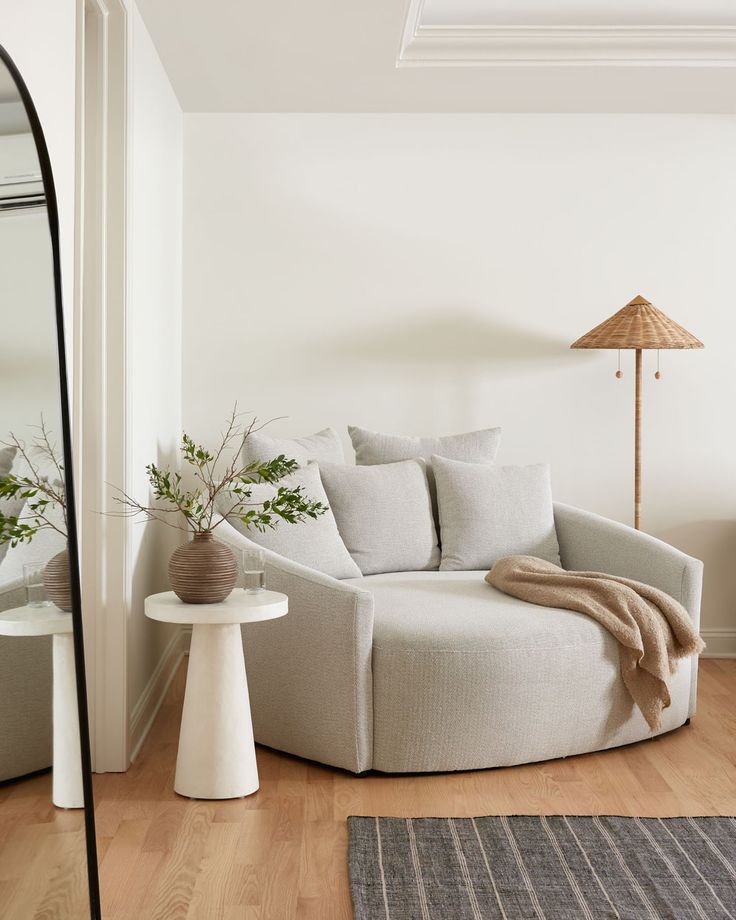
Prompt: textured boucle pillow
<box><xmin>216</xmin><ymin>463</ymin><xmax>360</xmax><ymax>580</ymax></box>
<box><xmin>319</xmin><ymin>459</ymin><xmax>440</xmax><ymax>576</ymax></box>
<box><xmin>349</xmin><ymin>425</ymin><xmax>502</xmax><ymax>527</ymax></box>
<box><xmin>0</xmin><ymin>446</ymin><xmax>15</xmax><ymax>477</ymax></box>
<box><xmin>241</xmin><ymin>427</ymin><xmax>344</xmax><ymax>470</ymax></box>
<box><xmin>433</xmin><ymin>455</ymin><xmax>560</xmax><ymax>571</ymax></box>
<box><xmin>349</xmin><ymin>425</ymin><xmax>501</xmax><ymax>468</ymax></box>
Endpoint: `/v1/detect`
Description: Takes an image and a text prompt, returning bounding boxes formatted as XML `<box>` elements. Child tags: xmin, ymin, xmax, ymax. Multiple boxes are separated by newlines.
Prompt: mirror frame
<box><xmin>0</xmin><ymin>44</ymin><xmax>101</xmax><ymax>919</ymax></box>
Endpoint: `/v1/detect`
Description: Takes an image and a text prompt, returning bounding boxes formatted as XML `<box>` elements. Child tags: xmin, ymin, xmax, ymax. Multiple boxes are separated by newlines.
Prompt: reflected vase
<box><xmin>43</xmin><ymin>547</ymin><xmax>72</xmax><ymax>612</ymax></box>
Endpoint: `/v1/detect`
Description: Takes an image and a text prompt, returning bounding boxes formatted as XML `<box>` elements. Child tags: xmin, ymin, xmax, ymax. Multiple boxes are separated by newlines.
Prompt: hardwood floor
<box><xmin>0</xmin><ymin>773</ymin><xmax>89</xmax><ymax>919</ymax></box>
<box><xmin>0</xmin><ymin>659</ymin><xmax>734</xmax><ymax>919</ymax></box>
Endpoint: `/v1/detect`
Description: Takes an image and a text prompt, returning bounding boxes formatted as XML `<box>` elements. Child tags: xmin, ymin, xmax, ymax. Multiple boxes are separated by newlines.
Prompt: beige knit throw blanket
<box><xmin>486</xmin><ymin>555</ymin><xmax>704</xmax><ymax>731</ymax></box>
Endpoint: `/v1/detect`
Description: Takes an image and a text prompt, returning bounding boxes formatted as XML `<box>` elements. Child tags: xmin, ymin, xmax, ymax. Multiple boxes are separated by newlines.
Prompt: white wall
<box><xmin>126</xmin><ymin>2</ymin><xmax>183</xmax><ymax>723</ymax></box>
<box><xmin>183</xmin><ymin>114</ymin><xmax>736</xmax><ymax>649</ymax></box>
<box><xmin>0</xmin><ymin>0</ymin><xmax>77</xmax><ymax>324</ymax></box>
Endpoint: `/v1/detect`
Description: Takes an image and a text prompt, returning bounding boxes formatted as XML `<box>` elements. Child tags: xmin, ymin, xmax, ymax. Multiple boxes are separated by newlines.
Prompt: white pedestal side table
<box><xmin>144</xmin><ymin>589</ymin><xmax>288</xmax><ymax>799</ymax></box>
<box><xmin>0</xmin><ymin>606</ymin><xmax>83</xmax><ymax>809</ymax></box>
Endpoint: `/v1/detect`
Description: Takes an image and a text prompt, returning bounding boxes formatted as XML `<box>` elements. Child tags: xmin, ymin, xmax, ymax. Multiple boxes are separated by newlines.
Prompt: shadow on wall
<box><xmin>290</xmin><ymin>308</ymin><xmax>600</xmax><ymax>437</ymax></box>
<box><xmin>657</xmin><ymin>519</ymin><xmax>736</xmax><ymax>643</ymax></box>
<box><xmin>311</xmin><ymin>310</ymin><xmax>597</xmax><ymax>372</ymax></box>
<box><xmin>130</xmin><ymin>437</ymin><xmax>184</xmax><ymax>607</ymax></box>
<box><xmin>128</xmin><ymin>437</ymin><xmax>185</xmax><ymax>707</ymax></box>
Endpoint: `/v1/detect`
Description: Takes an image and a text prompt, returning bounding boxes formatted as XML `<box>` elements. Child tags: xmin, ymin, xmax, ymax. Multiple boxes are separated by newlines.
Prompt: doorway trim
<box><xmin>73</xmin><ymin>0</ymin><xmax>130</xmax><ymax>772</ymax></box>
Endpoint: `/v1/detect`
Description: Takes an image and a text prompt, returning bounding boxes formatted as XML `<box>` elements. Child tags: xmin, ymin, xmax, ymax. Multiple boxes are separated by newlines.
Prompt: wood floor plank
<box><xmin>99</xmin><ymin>817</ymin><xmax>151</xmax><ymax>916</ymax></box>
<box><xmin>31</xmin><ymin>829</ymin><xmax>88</xmax><ymax>920</ymax></box>
<box><xmin>147</xmin><ymin>803</ymin><xmax>214</xmax><ymax>920</ymax></box>
<box><xmin>106</xmin><ymin>849</ymin><xmax>166</xmax><ymax>920</ymax></box>
<box><xmin>187</xmin><ymin>821</ymin><xmax>240</xmax><ymax>920</ymax></box>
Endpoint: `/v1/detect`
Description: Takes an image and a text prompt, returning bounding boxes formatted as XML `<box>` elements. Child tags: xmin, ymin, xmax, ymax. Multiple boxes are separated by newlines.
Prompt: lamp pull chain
<box><xmin>655</xmin><ymin>350</ymin><xmax>661</xmax><ymax>380</ymax></box>
<box><xmin>616</xmin><ymin>350</ymin><xmax>623</xmax><ymax>379</ymax></box>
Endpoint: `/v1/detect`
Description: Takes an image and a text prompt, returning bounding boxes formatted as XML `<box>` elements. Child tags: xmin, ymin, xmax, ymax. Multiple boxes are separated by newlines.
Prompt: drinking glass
<box><xmin>24</xmin><ymin>562</ymin><xmax>51</xmax><ymax>607</ymax></box>
<box><xmin>241</xmin><ymin>548</ymin><xmax>265</xmax><ymax>594</ymax></box>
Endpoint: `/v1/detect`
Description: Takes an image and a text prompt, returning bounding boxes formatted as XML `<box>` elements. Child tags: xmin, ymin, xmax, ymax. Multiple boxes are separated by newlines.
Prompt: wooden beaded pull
<box><xmin>655</xmin><ymin>350</ymin><xmax>661</xmax><ymax>380</ymax></box>
<box><xmin>615</xmin><ymin>350</ymin><xmax>623</xmax><ymax>379</ymax></box>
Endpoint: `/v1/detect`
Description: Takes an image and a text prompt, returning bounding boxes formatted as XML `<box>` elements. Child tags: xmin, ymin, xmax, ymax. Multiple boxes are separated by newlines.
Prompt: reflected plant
<box><xmin>0</xmin><ymin>417</ymin><xmax>67</xmax><ymax>547</ymax></box>
<box><xmin>111</xmin><ymin>405</ymin><xmax>328</xmax><ymax>535</ymax></box>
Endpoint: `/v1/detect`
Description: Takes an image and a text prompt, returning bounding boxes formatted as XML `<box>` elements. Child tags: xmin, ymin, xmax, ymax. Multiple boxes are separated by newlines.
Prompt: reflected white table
<box><xmin>0</xmin><ymin>605</ymin><xmax>83</xmax><ymax>808</ymax></box>
<box><xmin>144</xmin><ymin>589</ymin><xmax>288</xmax><ymax>799</ymax></box>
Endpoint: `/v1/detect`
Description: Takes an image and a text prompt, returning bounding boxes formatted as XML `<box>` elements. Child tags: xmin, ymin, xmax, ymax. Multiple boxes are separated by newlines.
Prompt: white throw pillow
<box><xmin>241</xmin><ymin>427</ymin><xmax>344</xmax><ymax>470</ymax></box>
<box><xmin>319</xmin><ymin>459</ymin><xmax>440</xmax><ymax>576</ymax></box>
<box><xmin>0</xmin><ymin>446</ymin><xmax>15</xmax><ymax>476</ymax></box>
<box><xmin>433</xmin><ymin>455</ymin><xmax>560</xmax><ymax>571</ymax></box>
<box><xmin>216</xmin><ymin>462</ymin><xmax>360</xmax><ymax>580</ymax></box>
<box><xmin>349</xmin><ymin>425</ymin><xmax>502</xmax><ymax>530</ymax></box>
<box><xmin>349</xmin><ymin>425</ymin><xmax>501</xmax><ymax>467</ymax></box>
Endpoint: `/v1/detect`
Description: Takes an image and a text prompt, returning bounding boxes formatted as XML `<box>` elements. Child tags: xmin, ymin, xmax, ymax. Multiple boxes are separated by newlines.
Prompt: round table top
<box><xmin>144</xmin><ymin>589</ymin><xmax>288</xmax><ymax>626</ymax></box>
<box><xmin>0</xmin><ymin>605</ymin><xmax>74</xmax><ymax>637</ymax></box>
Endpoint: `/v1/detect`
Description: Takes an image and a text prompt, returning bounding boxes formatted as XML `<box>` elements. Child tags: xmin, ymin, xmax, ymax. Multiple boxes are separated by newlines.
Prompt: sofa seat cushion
<box><xmin>344</xmin><ymin>570</ymin><xmax>691</xmax><ymax>773</ymax></box>
<box><xmin>348</xmin><ymin>570</ymin><xmax>598</xmax><ymax>652</ymax></box>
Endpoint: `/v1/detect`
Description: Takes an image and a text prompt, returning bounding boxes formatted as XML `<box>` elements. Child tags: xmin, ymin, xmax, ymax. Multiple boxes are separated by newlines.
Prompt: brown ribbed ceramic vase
<box><xmin>43</xmin><ymin>548</ymin><xmax>72</xmax><ymax>612</ymax></box>
<box><xmin>169</xmin><ymin>532</ymin><xmax>238</xmax><ymax>604</ymax></box>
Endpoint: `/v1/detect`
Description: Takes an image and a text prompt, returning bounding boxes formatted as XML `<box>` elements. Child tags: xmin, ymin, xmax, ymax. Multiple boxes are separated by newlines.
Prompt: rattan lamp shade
<box><xmin>571</xmin><ymin>295</ymin><xmax>703</xmax><ymax>351</ymax></box>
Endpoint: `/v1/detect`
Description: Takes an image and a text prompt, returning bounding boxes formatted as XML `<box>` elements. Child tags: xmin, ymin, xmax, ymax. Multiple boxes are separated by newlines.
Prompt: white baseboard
<box><xmin>700</xmin><ymin>628</ymin><xmax>736</xmax><ymax>659</ymax></box>
<box><xmin>129</xmin><ymin>626</ymin><xmax>190</xmax><ymax>763</ymax></box>
<box><xmin>181</xmin><ymin>624</ymin><xmax>192</xmax><ymax>648</ymax></box>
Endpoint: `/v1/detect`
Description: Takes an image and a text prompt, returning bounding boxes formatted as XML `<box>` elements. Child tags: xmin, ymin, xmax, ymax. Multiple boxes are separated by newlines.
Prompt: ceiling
<box><xmin>135</xmin><ymin>0</ymin><xmax>736</xmax><ymax>112</ymax></box>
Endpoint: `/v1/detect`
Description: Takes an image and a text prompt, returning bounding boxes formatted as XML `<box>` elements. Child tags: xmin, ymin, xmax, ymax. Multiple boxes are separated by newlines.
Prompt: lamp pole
<box><xmin>634</xmin><ymin>348</ymin><xmax>642</xmax><ymax>530</ymax></box>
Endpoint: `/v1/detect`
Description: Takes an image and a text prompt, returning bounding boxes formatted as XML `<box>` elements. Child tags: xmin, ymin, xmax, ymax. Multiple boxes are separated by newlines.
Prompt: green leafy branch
<box><xmin>0</xmin><ymin>418</ymin><xmax>67</xmax><ymax>548</ymax></box>
<box><xmin>110</xmin><ymin>405</ymin><xmax>328</xmax><ymax>534</ymax></box>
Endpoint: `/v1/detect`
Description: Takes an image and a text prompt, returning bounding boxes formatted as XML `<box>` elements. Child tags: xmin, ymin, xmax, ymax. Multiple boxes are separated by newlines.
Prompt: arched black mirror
<box><xmin>0</xmin><ymin>45</ymin><xmax>100</xmax><ymax>919</ymax></box>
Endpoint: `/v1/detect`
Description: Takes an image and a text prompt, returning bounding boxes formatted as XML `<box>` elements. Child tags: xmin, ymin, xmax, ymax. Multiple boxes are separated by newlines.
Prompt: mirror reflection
<box><xmin>0</xmin><ymin>58</ymin><xmax>91</xmax><ymax>918</ymax></box>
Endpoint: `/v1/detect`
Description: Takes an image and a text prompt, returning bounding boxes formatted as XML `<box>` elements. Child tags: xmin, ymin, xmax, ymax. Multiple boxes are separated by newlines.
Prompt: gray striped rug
<box><xmin>348</xmin><ymin>816</ymin><xmax>736</xmax><ymax>919</ymax></box>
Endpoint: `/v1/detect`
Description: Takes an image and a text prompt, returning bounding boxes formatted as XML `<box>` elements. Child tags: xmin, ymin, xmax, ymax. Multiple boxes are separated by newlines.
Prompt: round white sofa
<box><xmin>217</xmin><ymin>503</ymin><xmax>703</xmax><ymax>774</ymax></box>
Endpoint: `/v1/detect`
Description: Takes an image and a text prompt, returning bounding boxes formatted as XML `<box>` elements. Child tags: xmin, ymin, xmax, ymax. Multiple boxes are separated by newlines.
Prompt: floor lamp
<box><xmin>571</xmin><ymin>295</ymin><xmax>703</xmax><ymax>530</ymax></box>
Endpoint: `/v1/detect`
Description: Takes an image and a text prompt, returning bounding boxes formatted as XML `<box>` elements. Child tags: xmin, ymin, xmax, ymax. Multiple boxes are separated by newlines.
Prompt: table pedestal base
<box><xmin>52</xmin><ymin>633</ymin><xmax>83</xmax><ymax>809</ymax></box>
<box><xmin>175</xmin><ymin>623</ymin><xmax>258</xmax><ymax>799</ymax></box>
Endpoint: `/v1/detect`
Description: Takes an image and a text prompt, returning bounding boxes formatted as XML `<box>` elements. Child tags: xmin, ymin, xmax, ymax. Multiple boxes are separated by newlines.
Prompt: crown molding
<box><xmin>399</xmin><ymin>2</ymin><xmax>736</xmax><ymax>67</ymax></box>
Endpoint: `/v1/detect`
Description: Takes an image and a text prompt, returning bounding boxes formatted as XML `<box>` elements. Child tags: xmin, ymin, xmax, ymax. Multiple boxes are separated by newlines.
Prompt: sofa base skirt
<box><xmin>250</xmin><ymin>655</ymin><xmax>693</xmax><ymax>775</ymax></box>
<box><xmin>369</xmin><ymin>643</ymin><xmax>693</xmax><ymax>774</ymax></box>
<box><xmin>255</xmin><ymin>713</ymin><xmax>693</xmax><ymax>778</ymax></box>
